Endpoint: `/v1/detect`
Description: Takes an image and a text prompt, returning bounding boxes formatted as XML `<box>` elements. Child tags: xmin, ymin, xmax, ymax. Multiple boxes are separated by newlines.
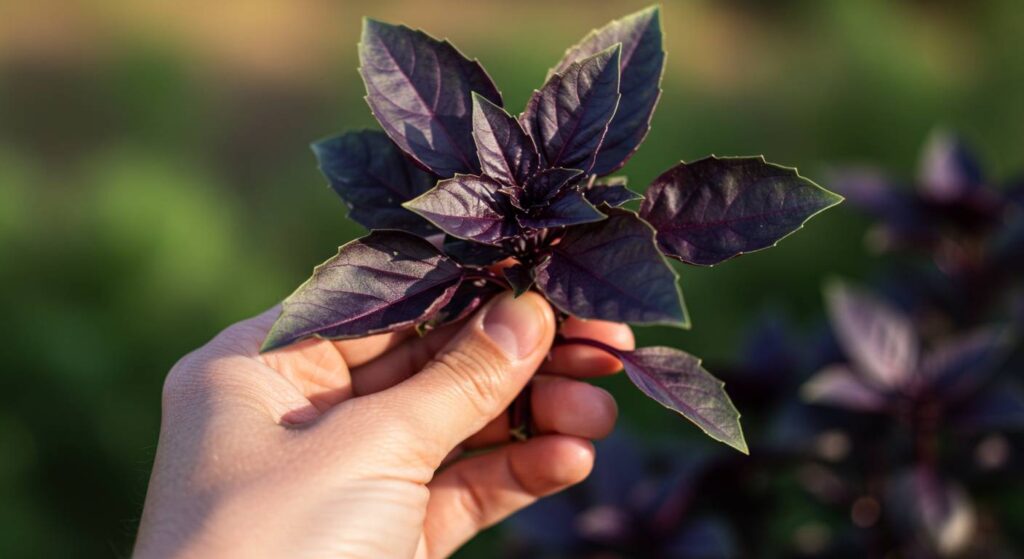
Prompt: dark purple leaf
<box><xmin>801</xmin><ymin>365</ymin><xmax>889</xmax><ymax>413</ymax></box>
<box><xmin>521</xmin><ymin>44</ymin><xmax>622</xmax><ymax>173</ymax></box>
<box><xmin>921</xmin><ymin>327</ymin><xmax>1010</xmax><ymax>399</ymax></box>
<box><xmin>640</xmin><ymin>156</ymin><xmax>843</xmax><ymax>266</ymax></box>
<box><xmin>403</xmin><ymin>174</ymin><xmax>518</xmax><ymax>245</ymax></box>
<box><xmin>918</xmin><ymin>129</ymin><xmax>984</xmax><ymax>203</ymax></box>
<box><xmin>312</xmin><ymin>130</ymin><xmax>437</xmax><ymax>234</ymax></box>
<box><xmin>442</xmin><ymin>235</ymin><xmax>507</xmax><ymax>267</ymax></box>
<box><xmin>262</xmin><ymin>231</ymin><xmax>463</xmax><ymax>351</ymax></box>
<box><xmin>359</xmin><ymin>18</ymin><xmax>502</xmax><ymax>178</ymax></box>
<box><xmin>417</xmin><ymin>278</ymin><xmax>503</xmax><ymax>333</ymax></box>
<box><xmin>582</xmin><ymin>176</ymin><xmax>642</xmax><ymax>207</ymax></box>
<box><xmin>521</xmin><ymin>167</ymin><xmax>583</xmax><ymax>208</ymax></box>
<box><xmin>824</xmin><ymin>282</ymin><xmax>919</xmax><ymax>391</ymax></box>
<box><xmin>503</xmin><ymin>264</ymin><xmax>534</xmax><ymax>296</ymax></box>
<box><xmin>471</xmin><ymin>92</ymin><xmax>539</xmax><ymax>186</ymax></box>
<box><xmin>518</xmin><ymin>189</ymin><xmax>605</xmax><ymax>230</ymax></box>
<box><xmin>535</xmin><ymin>208</ymin><xmax>688</xmax><ymax>326</ymax></box>
<box><xmin>612</xmin><ymin>344</ymin><xmax>746</xmax><ymax>453</ymax></box>
<box><xmin>552</xmin><ymin>6</ymin><xmax>664</xmax><ymax>175</ymax></box>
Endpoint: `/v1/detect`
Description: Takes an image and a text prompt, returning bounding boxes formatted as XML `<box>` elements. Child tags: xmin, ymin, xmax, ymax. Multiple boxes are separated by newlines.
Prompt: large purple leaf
<box><xmin>918</xmin><ymin>129</ymin><xmax>984</xmax><ymax>203</ymax></box>
<box><xmin>262</xmin><ymin>231</ymin><xmax>464</xmax><ymax>351</ymax></box>
<box><xmin>312</xmin><ymin>130</ymin><xmax>437</xmax><ymax>235</ymax></box>
<box><xmin>518</xmin><ymin>189</ymin><xmax>605</xmax><ymax>230</ymax></box>
<box><xmin>471</xmin><ymin>92</ymin><xmax>539</xmax><ymax>186</ymax></box>
<box><xmin>801</xmin><ymin>364</ymin><xmax>889</xmax><ymax>413</ymax></box>
<box><xmin>403</xmin><ymin>174</ymin><xmax>518</xmax><ymax>245</ymax></box>
<box><xmin>640</xmin><ymin>156</ymin><xmax>843</xmax><ymax>266</ymax></box>
<box><xmin>551</xmin><ymin>6</ymin><xmax>664</xmax><ymax>175</ymax></box>
<box><xmin>535</xmin><ymin>209</ymin><xmax>688</xmax><ymax>326</ymax></box>
<box><xmin>521</xmin><ymin>44</ymin><xmax>622</xmax><ymax>173</ymax></box>
<box><xmin>359</xmin><ymin>19</ymin><xmax>503</xmax><ymax>178</ymax></box>
<box><xmin>825</xmin><ymin>281</ymin><xmax>919</xmax><ymax>391</ymax></box>
<box><xmin>582</xmin><ymin>176</ymin><xmax>642</xmax><ymax>207</ymax></box>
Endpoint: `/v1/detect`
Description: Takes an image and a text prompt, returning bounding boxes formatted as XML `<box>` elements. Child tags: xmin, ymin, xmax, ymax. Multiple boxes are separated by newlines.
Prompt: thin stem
<box><xmin>555</xmin><ymin>335</ymin><xmax>621</xmax><ymax>356</ymax></box>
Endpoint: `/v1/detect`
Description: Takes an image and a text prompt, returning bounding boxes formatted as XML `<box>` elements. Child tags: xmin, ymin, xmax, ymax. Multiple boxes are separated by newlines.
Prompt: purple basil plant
<box><xmin>800</xmin><ymin>280</ymin><xmax>1023</xmax><ymax>555</ymax></box>
<box><xmin>258</xmin><ymin>7</ymin><xmax>842</xmax><ymax>452</ymax></box>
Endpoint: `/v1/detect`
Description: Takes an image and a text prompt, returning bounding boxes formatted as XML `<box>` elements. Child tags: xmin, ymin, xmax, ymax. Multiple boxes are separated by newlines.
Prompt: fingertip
<box><xmin>546</xmin><ymin>436</ymin><xmax>596</xmax><ymax>485</ymax></box>
<box><xmin>532</xmin><ymin>377</ymin><xmax>618</xmax><ymax>439</ymax></box>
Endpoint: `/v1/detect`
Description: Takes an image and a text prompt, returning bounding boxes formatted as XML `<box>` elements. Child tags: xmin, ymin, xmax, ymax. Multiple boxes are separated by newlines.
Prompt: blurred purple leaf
<box><xmin>918</xmin><ymin>129</ymin><xmax>984</xmax><ymax>204</ymax></box>
<box><xmin>403</xmin><ymin>174</ymin><xmax>518</xmax><ymax>245</ymax></box>
<box><xmin>522</xmin><ymin>44</ymin><xmax>622</xmax><ymax>173</ymax></box>
<box><xmin>801</xmin><ymin>364</ymin><xmax>888</xmax><ymax>413</ymax></box>
<box><xmin>535</xmin><ymin>209</ymin><xmax>688</xmax><ymax>326</ymax></box>
<box><xmin>954</xmin><ymin>382</ymin><xmax>1024</xmax><ymax>432</ymax></box>
<box><xmin>262</xmin><ymin>231</ymin><xmax>463</xmax><ymax>351</ymax></box>
<box><xmin>640</xmin><ymin>156</ymin><xmax>842</xmax><ymax>266</ymax></box>
<box><xmin>312</xmin><ymin>130</ymin><xmax>437</xmax><ymax>235</ymax></box>
<box><xmin>359</xmin><ymin>19</ymin><xmax>502</xmax><ymax>178</ymax></box>
<box><xmin>551</xmin><ymin>6</ymin><xmax>664</xmax><ymax>176</ymax></box>
<box><xmin>825</xmin><ymin>281</ymin><xmax>919</xmax><ymax>390</ymax></box>
<box><xmin>471</xmin><ymin>92</ymin><xmax>539</xmax><ymax>186</ymax></box>
<box><xmin>886</xmin><ymin>468</ymin><xmax>976</xmax><ymax>556</ymax></box>
<box><xmin>921</xmin><ymin>327</ymin><xmax>1010</xmax><ymax>399</ymax></box>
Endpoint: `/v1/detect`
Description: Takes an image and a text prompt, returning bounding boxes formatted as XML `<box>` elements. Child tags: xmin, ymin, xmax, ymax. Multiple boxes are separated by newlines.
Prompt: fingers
<box><xmin>422</xmin><ymin>436</ymin><xmax>595</xmax><ymax>559</ymax></box>
<box><xmin>331</xmin><ymin>292</ymin><xmax>556</xmax><ymax>467</ymax></box>
<box><xmin>542</xmin><ymin>317</ymin><xmax>634</xmax><ymax>377</ymax></box>
<box><xmin>462</xmin><ymin>375</ymin><xmax>617</xmax><ymax>449</ymax></box>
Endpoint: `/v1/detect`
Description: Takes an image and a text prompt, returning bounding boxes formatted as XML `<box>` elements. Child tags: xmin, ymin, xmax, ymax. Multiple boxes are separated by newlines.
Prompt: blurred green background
<box><xmin>1</xmin><ymin>0</ymin><xmax>1023</xmax><ymax>556</ymax></box>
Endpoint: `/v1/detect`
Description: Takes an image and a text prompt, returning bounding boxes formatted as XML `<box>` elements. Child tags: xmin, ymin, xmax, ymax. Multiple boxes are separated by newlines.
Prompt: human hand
<box><xmin>134</xmin><ymin>292</ymin><xmax>633</xmax><ymax>558</ymax></box>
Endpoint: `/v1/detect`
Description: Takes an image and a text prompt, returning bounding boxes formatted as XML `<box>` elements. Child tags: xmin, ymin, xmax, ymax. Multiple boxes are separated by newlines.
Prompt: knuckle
<box><xmin>432</xmin><ymin>344</ymin><xmax>508</xmax><ymax>416</ymax></box>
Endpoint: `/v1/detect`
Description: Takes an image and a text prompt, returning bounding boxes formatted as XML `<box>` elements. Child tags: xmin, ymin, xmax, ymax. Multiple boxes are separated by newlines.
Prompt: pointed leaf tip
<box><xmin>640</xmin><ymin>156</ymin><xmax>843</xmax><ymax>266</ymax></box>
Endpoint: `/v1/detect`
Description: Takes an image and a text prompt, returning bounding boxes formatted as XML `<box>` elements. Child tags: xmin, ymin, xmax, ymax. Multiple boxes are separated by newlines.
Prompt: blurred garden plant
<box><xmin>259</xmin><ymin>6</ymin><xmax>841</xmax><ymax>452</ymax></box>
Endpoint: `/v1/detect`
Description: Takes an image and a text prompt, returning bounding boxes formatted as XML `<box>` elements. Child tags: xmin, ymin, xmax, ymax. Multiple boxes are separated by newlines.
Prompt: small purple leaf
<box><xmin>471</xmin><ymin>92</ymin><xmax>539</xmax><ymax>186</ymax></box>
<box><xmin>261</xmin><ymin>231</ymin><xmax>463</xmax><ymax>352</ymax></box>
<box><xmin>442</xmin><ymin>235</ymin><xmax>507</xmax><ymax>267</ymax></box>
<box><xmin>825</xmin><ymin>281</ymin><xmax>919</xmax><ymax>391</ymax></box>
<box><xmin>918</xmin><ymin>129</ymin><xmax>984</xmax><ymax>203</ymax></box>
<box><xmin>614</xmin><ymin>344</ymin><xmax>747</xmax><ymax>453</ymax></box>
<box><xmin>535</xmin><ymin>209</ymin><xmax>688</xmax><ymax>326</ymax></box>
<box><xmin>522</xmin><ymin>44</ymin><xmax>622</xmax><ymax>173</ymax></box>
<box><xmin>503</xmin><ymin>264</ymin><xmax>534</xmax><ymax>296</ymax></box>
<box><xmin>552</xmin><ymin>6</ymin><xmax>664</xmax><ymax>175</ymax></box>
<box><xmin>522</xmin><ymin>167</ymin><xmax>584</xmax><ymax>208</ymax></box>
<box><xmin>582</xmin><ymin>176</ymin><xmax>642</xmax><ymax>207</ymax></box>
<box><xmin>403</xmin><ymin>174</ymin><xmax>518</xmax><ymax>245</ymax></box>
<box><xmin>518</xmin><ymin>189</ymin><xmax>605</xmax><ymax>230</ymax></box>
<box><xmin>359</xmin><ymin>18</ymin><xmax>503</xmax><ymax>178</ymax></box>
<box><xmin>640</xmin><ymin>156</ymin><xmax>843</xmax><ymax>266</ymax></box>
<box><xmin>312</xmin><ymin>130</ymin><xmax>437</xmax><ymax>234</ymax></box>
<box><xmin>801</xmin><ymin>364</ymin><xmax>889</xmax><ymax>413</ymax></box>
<box><xmin>418</xmin><ymin>278</ymin><xmax>503</xmax><ymax>333</ymax></box>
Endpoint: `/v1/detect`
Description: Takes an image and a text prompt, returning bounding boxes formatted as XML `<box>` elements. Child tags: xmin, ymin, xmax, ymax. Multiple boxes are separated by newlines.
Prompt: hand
<box><xmin>134</xmin><ymin>292</ymin><xmax>633</xmax><ymax>558</ymax></box>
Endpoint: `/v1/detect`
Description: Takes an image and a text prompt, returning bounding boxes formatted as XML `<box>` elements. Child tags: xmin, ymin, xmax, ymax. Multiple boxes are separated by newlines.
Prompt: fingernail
<box><xmin>482</xmin><ymin>293</ymin><xmax>545</xmax><ymax>358</ymax></box>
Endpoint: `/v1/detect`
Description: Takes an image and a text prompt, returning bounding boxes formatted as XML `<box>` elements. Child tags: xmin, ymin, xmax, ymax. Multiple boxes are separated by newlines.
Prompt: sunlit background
<box><xmin>2</xmin><ymin>1</ymin><xmax>1023</xmax><ymax>556</ymax></box>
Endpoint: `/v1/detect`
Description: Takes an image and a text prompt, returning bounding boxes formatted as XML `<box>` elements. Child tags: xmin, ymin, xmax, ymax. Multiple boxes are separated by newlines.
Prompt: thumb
<box><xmin>343</xmin><ymin>291</ymin><xmax>555</xmax><ymax>468</ymax></box>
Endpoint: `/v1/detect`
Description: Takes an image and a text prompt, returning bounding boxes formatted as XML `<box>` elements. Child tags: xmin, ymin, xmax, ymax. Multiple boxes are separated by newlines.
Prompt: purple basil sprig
<box><xmin>261</xmin><ymin>6</ymin><xmax>843</xmax><ymax>453</ymax></box>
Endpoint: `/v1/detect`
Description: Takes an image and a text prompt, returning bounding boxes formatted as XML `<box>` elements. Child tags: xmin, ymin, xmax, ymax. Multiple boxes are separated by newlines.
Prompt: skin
<box><xmin>134</xmin><ymin>292</ymin><xmax>633</xmax><ymax>558</ymax></box>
